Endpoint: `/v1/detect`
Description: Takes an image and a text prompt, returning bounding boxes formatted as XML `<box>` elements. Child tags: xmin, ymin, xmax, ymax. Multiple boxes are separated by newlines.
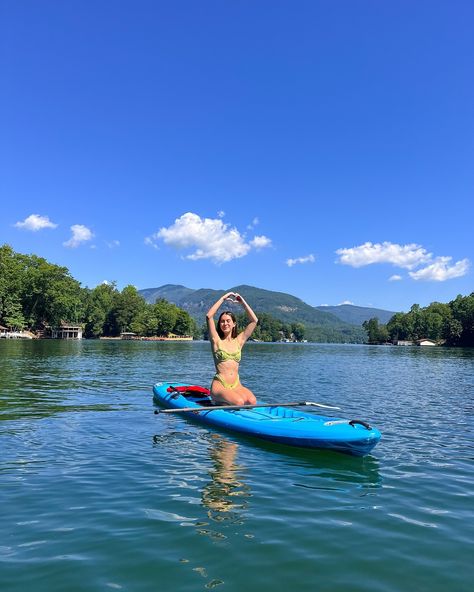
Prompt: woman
<box><xmin>206</xmin><ymin>292</ymin><xmax>258</xmax><ymax>406</ymax></box>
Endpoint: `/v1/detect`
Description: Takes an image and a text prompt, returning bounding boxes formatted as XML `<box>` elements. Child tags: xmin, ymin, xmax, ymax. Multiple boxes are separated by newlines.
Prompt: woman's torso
<box><xmin>212</xmin><ymin>338</ymin><xmax>241</xmax><ymax>379</ymax></box>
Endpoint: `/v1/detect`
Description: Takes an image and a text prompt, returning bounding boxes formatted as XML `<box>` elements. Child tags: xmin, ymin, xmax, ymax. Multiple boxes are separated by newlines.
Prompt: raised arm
<box><xmin>235</xmin><ymin>293</ymin><xmax>258</xmax><ymax>344</ymax></box>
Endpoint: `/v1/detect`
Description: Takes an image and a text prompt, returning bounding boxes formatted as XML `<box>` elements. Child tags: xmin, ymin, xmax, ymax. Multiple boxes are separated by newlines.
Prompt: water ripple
<box><xmin>0</xmin><ymin>340</ymin><xmax>473</xmax><ymax>592</ymax></box>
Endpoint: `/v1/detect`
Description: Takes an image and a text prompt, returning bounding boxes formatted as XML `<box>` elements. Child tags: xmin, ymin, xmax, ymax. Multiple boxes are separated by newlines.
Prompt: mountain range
<box><xmin>138</xmin><ymin>284</ymin><xmax>397</xmax><ymax>343</ymax></box>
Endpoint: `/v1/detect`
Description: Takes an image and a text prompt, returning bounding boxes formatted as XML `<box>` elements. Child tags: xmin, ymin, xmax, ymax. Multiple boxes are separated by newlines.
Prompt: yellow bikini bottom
<box><xmin>213</xmin><ymin>373</ymin><xmax>240</xmax><ymax>390</ymax></box>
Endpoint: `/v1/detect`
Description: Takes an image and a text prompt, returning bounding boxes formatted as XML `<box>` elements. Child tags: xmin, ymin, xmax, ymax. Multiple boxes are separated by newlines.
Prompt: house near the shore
<box><xmin>50</xmin><ymin>324</ymin><xmax>83</xmax><ymax>339</ymax></box>
<box><xmin>416</xmin><ymin>338</ymin><xmax>437</xmax><ymax>346</ymax></box>
<box><xmin>394</xmin><ymin>338</ymin><xmax>438</xmax><ymax>346</ymax></box>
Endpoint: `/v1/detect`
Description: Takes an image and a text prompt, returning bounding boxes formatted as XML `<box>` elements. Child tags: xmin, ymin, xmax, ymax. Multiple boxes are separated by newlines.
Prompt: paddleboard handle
<box><xmin>349</xmin><ymin>419</ymin><xmax>372</xmax><ymax>430</ymax></box>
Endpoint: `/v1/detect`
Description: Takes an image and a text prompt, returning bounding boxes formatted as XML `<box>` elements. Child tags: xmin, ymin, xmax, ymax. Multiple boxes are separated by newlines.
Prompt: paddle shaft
<box><xmin>156</xmin><ymin>400</ymin><xmax>340</xmax><ymax>414</ymax></box>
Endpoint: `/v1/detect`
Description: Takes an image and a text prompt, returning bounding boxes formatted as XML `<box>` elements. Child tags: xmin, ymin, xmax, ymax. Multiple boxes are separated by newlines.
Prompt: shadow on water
<box><xmin>227</xmin><ymin>435</ymin><xmax>383</xmax><ymax>498</ymax></box>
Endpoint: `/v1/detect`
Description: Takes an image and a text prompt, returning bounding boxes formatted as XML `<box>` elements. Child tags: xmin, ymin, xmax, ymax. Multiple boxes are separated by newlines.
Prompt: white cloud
<box><xmin>217</xmin><ymin>210</ymin><xmax>225</xmax><ymax>218</ymax></box>
<box><xmin>409</xmin><ymin>257</ymin><xmax>470</xmax><ymax>281</ymax></box>
<box><xmin>14</xmin><ymin>214</ymin><xmax>58</xmax><ymax>231</ymax></box>
<box><xmin>63</xmin><ymin>224</ymin><xmax>94</xmax><ymax>248</ymax></box>
<box><xmin>144</xmin><ymin>237</ymin><xmax>159</xmax><ymax>249</ymax></box>
<box><xmin>105</xmin><ymin>240</ymin><xmax>120</xmax><ymax>249</ymax></box>
<box><xmin>336</xmin><ymin>241</ymin><xmax>470</xmax><ymax>282</ymax></box>
<box><xmin>286</xmin><ymin>254</ymin><xmax>315</xmax><ymax>267</ymax></box>
<box><xmin>250</xmin><ymin>235</ymin><xmax>272</xmax><ymax>249</ymax></box>
<box><xmin>146</xmin><ymin>212</ymin><xmax>271</xmax><ymax>264</ymax></box>
<box><xmin>336</xmin><ymin>242</ymin><xmax>431</xmax><ymax>270</ymax></box>
<box><xmin>339</xmin><ymin>300</ymin><xmax>354</xmax><ymax>305</ymax></box>
<box><xmin>247</xmin><ymin>217</ymin><xmax>259</xmax><ymax>229</ymax></box>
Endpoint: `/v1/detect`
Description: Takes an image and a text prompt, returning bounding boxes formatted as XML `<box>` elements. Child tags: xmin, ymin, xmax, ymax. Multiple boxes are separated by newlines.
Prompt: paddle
<box><xmin>155</xmin><ymin>400</ymin><xmax>341</xmax><ymax>414</ymax></box>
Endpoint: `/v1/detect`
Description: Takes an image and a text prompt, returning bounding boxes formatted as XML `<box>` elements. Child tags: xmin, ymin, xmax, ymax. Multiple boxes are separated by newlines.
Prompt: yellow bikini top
<box><xmin>213</xmin><ymin>340</ymin><xmax>241</xmax><ymax>364</ymax></box>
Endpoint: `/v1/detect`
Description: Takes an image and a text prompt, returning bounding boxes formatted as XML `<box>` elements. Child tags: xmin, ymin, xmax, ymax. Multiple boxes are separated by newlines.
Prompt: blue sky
<box><xmin>1</xmin><ymin>1</ymin><xmax>473</xmax><ymax>312</ymax></box>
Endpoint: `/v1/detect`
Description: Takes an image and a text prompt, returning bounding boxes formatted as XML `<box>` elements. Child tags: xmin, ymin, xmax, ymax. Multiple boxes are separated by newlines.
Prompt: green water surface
<box><xmin>0</xmin><ymin>340</ymin><xmax>472</xmax><ymax>591</ymax></box>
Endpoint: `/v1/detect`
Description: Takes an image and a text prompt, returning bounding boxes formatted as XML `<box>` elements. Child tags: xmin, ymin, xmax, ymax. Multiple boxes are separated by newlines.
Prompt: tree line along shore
<box><xmin>0</xmin><ymin>245</ymin><xmax>305</xmax><ymax>342</ymax></box>
<box><xmin>363</xmin><ymin>296</ymin><xmax>474</xmax><ymax>347</ymax></box>
<box><xmin>1</xmin><ymin>244</ymin><xmax>472</xmax><ymax>345</ymax></box>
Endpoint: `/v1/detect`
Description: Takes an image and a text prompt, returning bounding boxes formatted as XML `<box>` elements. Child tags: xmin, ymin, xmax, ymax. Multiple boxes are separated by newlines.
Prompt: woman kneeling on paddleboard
<box><xmin>206</xmin><ymin>292</ymin><xmax>258</xmax><ymax>406</ymax></box>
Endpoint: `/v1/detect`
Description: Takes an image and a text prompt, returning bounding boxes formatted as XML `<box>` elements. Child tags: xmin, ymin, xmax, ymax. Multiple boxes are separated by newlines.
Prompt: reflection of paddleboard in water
<box><xmin>153</xmin><ymin>382</ymin><xmax>381</xmax><ymax>457</ymax></box>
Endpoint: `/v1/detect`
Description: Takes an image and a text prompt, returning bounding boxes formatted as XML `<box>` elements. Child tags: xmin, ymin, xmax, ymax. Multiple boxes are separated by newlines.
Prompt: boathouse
<box><xmin>120</xmin><ymin>332</ymin><xmax>137</xmax><ymax>340</ymax></box>
<box><xmin>51</xmin><ymin>324</ymin><xmax>83</xmax><ymax>339</ymax></box>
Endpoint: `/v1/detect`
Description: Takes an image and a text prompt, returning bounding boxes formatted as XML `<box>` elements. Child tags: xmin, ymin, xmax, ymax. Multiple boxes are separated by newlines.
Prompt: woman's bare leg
<box><xmin>235</xmin><ymin>384</ymin><xmax>256</xmax><ymax>405</ymax></box>
<box><xmin>211</xmin><ymin>380</ymin><xmax>256</xmax><ymax>406</ymax></box>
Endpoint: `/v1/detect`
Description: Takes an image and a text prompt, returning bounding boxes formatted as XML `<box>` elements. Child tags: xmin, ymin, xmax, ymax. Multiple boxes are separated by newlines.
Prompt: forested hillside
<box><xmin>0</xmin><ymin>245</ymin><xmax>197</xmax><ymax>338</ymax></box>
<box><xmin>315</xmin><ymin>304</ymin><xmax>396</xmax><ymax>325</ymax></box>
<box><xmin>0</xmin><ymin>246</ymin><xmax>318</xmax><ymax>341</ymax></box>
<box><xmin>362</xmin><ymin>296</ymin><xmax>474</xmax><ymax>347</ymax></box>
<box><xmin>4</xmin><ymin>245</ymin><xmax>471</xmax><ymax>346</ymax></box>
<box><xmin>139</xmin><ymin>284</ymin><xmax>367</xmax><ymax>343</ymax></box>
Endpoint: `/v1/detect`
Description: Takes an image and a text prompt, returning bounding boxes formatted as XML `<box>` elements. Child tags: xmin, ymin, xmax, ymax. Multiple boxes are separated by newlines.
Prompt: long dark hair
<box><xmin>217</xmin><ymin>311</ymin><xmax>238</xmax><ymax>339</ymax></box>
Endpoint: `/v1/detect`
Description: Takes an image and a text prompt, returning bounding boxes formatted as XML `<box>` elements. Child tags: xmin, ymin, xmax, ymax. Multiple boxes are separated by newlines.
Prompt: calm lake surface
<box><xmin>1</xmin><ymin>340</ymin><xmax>472</xmax><ymax>592</ymax></box>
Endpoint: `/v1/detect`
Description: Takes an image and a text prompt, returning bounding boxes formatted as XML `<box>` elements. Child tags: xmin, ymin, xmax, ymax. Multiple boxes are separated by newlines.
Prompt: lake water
<box><xmin>0</xmin><ymin>340</ymin><xmax>472</xmax><ymax>592</ymax></box>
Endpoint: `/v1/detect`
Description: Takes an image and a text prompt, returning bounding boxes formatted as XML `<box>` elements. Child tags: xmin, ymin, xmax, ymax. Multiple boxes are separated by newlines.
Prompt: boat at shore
<box><xmin>140</xmin><ymin>335</ymin><xmax>193</xmax><ymax>341</ymax></box>
<box><xmin>98</xmin><ymin>334</ymin><xmax>193</xmax><ymax>341</ymax></box>
<box><xmin>0</xmin><ymin>329</ymin><xmax>34</xmax><ymax>339</ymax></box>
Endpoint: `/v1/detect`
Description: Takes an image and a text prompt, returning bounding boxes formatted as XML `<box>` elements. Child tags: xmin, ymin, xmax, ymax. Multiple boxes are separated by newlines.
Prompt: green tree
<box><xmin>21</xmin><ymin>255</ymin><xmax>83</xmax><ymax>329</ymax></box>
<box><xmin>291</xmin><ymin>322</ymin><xmax>306</xmax><ymax>341</ymax></box>
<box><xmin>173</xmin><ymin>308</ymin><xmax>195</xmax><ymax>336</ymax></box>
<box><xmin>0</xmin><ymin>245</ymin><xmax>25</xmax><ymax>327</ymax></box>
<box><xmin>3</xmin><ymin>295</ymin><xmax>26</xmax><ymax>330</ymax></box>
<box><xmin>83</xmin><ymin>282</ymin><xmax>119</xmax><ymax>337</ymax></box>
<box><xmin>388</xmin><ymin>312</ymin><xmax>412</xmax><ymax>341</ymax></box>
<box><xmin>448</xmin><ymin>293</ymin><xmax>474</xmax><ymax>346</ymax></box>
<box><xmin>246</xmin><ymin>312</ymin><xmax>289</xmax><ymax>342</ymax></box>
<box><xmin>444</xmin><ymin>317</ymin><xmax>463</xmax><ymax>345</ymax></box>
<box><xmin>131</xmin><ymin>306</ymin><xmax>162</xmax><ymax>336</ymax></box>
<box><xmin>423</xmin><ymin>302</ymin><xmax>451</xmax><ymax>341</ymax></box>
<box><xmin>113</xmin><ymin>285</ymin><xmax>147</xmax><ymax>334</ymax></box>
<box><xmin>387</xmin><ymin>297</ymin><xmax>473</xmax><ymax>345</ymax></box>
<box><xmin>408</xmin><ymin>304</ymin><xmax>424</xmax><ymax>341</ymax></box>
<box><xmin>363</xmin><ymin>318</ymin><xmax>389</xmax><ymax>344</ymax></box>
<box><xmin>154</xmin><ymin>299</ymin><xmax>179</xmax><ymax>336</ymax></box>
